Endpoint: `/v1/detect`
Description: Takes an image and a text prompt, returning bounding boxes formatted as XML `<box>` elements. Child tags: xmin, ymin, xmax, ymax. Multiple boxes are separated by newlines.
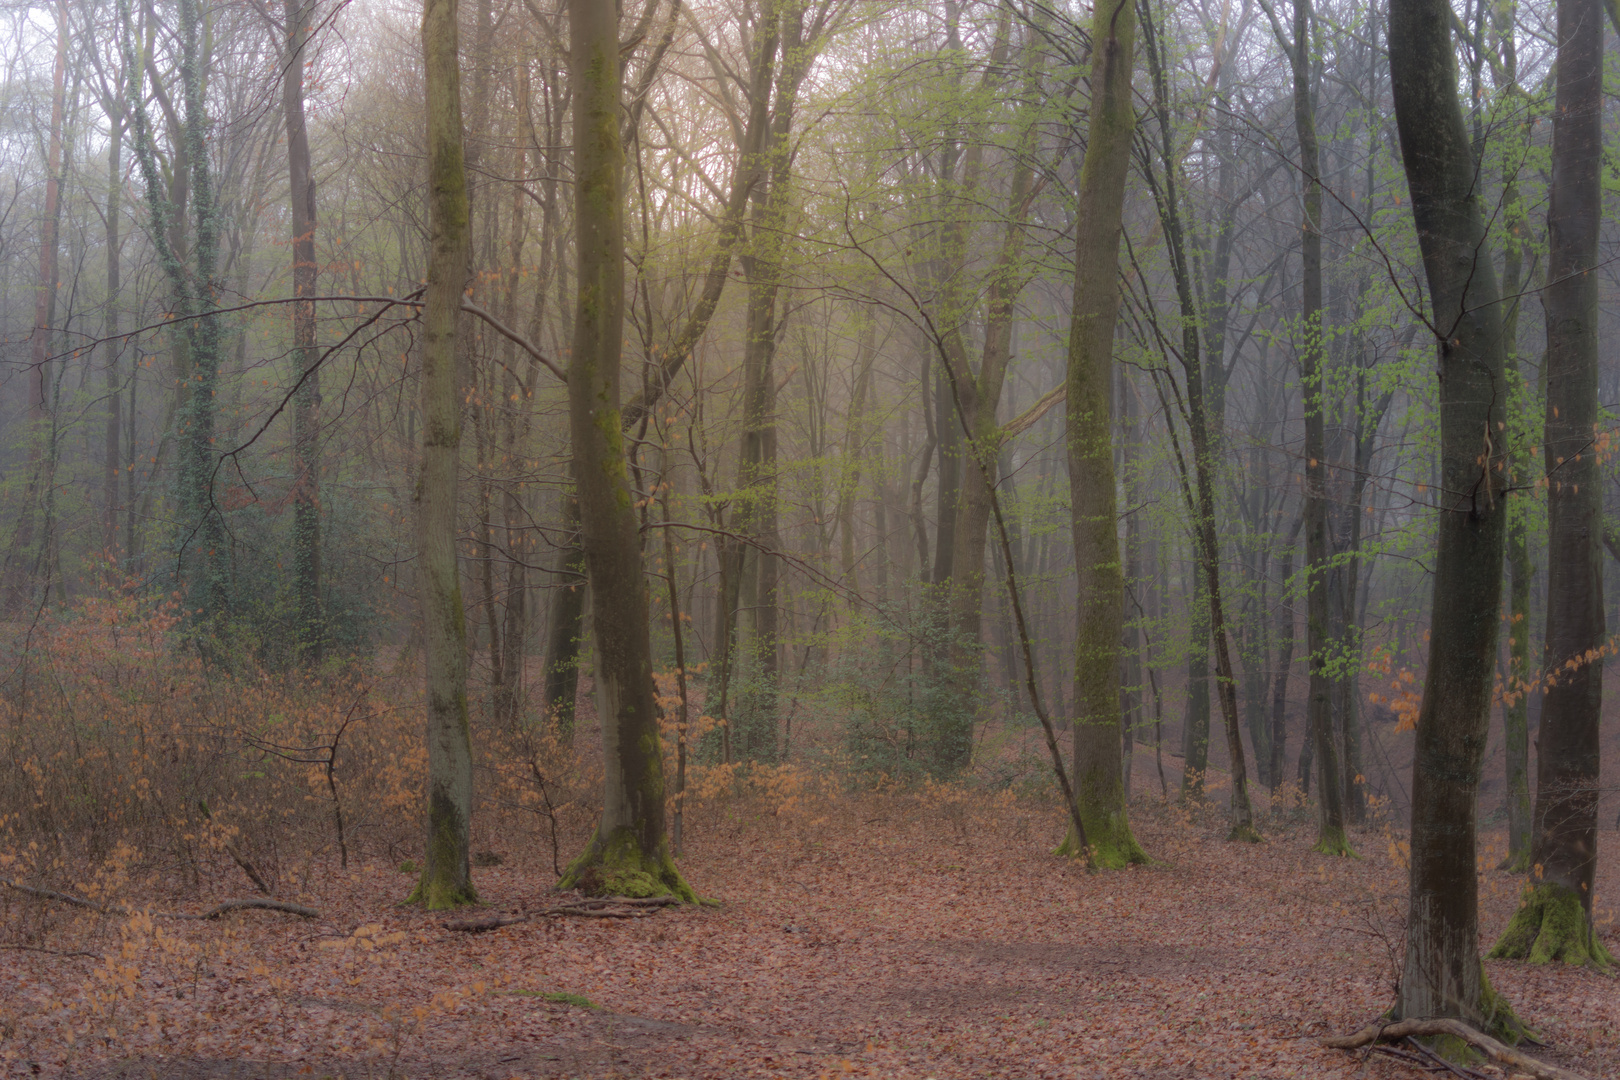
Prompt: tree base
<box><xmin>403</xmin><ymin>876</ymin><xmax>479</xmax><ymax>912</ymax></box>
<box><xmin>559</xmin><ymin>827</ymin><xmax>697</xmax><ymax>903</ymax></box>
<box><xmin>1311</xmin><ymin>827</ymin><xmax>1358</xmax><ymax>858</ymax></box>
<box><xmin>1495</xmin><ymin>850</ymin><xmax>1530</xmax><ymax>874</ymax></box>
<box><xmin>1227</xmin><ymin>823</ymin><xmax>1264</xmax><ymax>843</ymax></box>
<box><xmin>1053</xmin><ymin>815</ymin><xmax>1150</xmax><ymax>869</ymax></box>
<box><xmin>1488</xmin><ymin>882</ymin><xmax>1615</xmax><ymax>968</ymax></box>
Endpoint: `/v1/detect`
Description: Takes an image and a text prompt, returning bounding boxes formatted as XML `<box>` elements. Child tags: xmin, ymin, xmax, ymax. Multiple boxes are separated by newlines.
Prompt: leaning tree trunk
<box><xmin>558</xmin><ymin>0</ymin><xmax>693</xmax><ymax>901</ymax></box>
<box><xmin>1056</xmin><ymin>0</ymin><xmax>1147</xmax><ymax>868</ymax></box>
<box><xmin>408</xmin><ymin>0</ymin><xmax>477</xmax><ymax>911</ymax></box>
<box><xmin>284</xmin><ymin>0</ymin><xmax>323</xmax><ymax>662</ymax></box>
<box><xmin>1388</xmin><ymin>0</ymin><xmax>1515</xmax><ymax>1031</ymax></box>
<box><xmin>1489</xmin><ymin>0</ymin><xmax>1611</xmax><ymax>970</ymax></box>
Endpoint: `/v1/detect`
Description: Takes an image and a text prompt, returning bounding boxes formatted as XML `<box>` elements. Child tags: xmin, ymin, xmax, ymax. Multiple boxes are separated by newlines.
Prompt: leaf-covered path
<box><xmin>6</xmin><ymin>800</ymin><xmax>1616</xmax><ymax>1078</ymax></box>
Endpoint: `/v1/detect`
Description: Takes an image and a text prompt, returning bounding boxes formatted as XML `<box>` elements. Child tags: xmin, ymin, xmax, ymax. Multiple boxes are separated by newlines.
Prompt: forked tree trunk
<box><xmin>1388</xmin><ymin>0</ymin><xmax>1515</xmax><ymax>1029</ymax></box>
<box><xmin>558</xmin><ymin>0</ymin><xmax>692</xmax><ymax>902</ymax></box>
<box><xmin>408</xmin><ymin>0</ymin><xmax>476</xmax><ymax>910</ymax></box>
<box><xmin>1489</xmin><ymin>0</ymin><xmax>1611</xmax><ymax>970</ymax></box>
<box><xmin>1056</xmin><ymin>0</ymin><xmax>1147</xmax><ymax>867</ymax></box>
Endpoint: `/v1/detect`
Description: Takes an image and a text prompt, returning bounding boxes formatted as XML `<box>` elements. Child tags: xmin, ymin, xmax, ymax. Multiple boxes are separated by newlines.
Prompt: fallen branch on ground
<box><xmin>1324</xmin><ymin>1018</ymin><xmax>1589</xmax><ymax>1080</ymax></box>
<box><xmin>445</xmin><ymin>895</ymin><xmax>682</xmax><ymax>932</ymax></box>
<box><xmin>1</xmin><ymin>879</ymin><xmax>318</xmax><ymax>921</ymax></box>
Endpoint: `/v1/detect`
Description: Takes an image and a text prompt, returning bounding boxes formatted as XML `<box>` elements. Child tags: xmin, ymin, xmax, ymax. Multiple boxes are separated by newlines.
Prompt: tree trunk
<box><xmin>541</xmin><ymin>496</ymin><xmax>587</xmax><ymax>744</ymax></box>
<box><xmin>284</xmin><ymin>0</ymin><xmax>323</xmax><ymax>662</ymax></box>
<box><xmin>1490</xmin><ymin>0</ymin><xmax>1610</xmax><ymax>969</ymax></box>
<box><xmin>1270</xmin><ymin>515</ymin><xmax>1302</xmax><ymax>794</ymax></box>
<box><xmin>558</xmin><ymin>0</ymin><xmax>692</xmax><ymax>901</ymax></box>
<box><xmin>1388</xmin><ymin>0</ymin><xmax>1515</xmax><ymax>1028</ymax></box>
<box><xmin>1056</xmin><ymin>0</ymin><xmax>1146</xmax><ymax>867</ymax></box>
<box><xmin>3</xmin><ymin>0</ymin><xmax>67</xmax><ymax>613</ymax></box>
<box><xmin>102</xmin><ymin>94</ymin><xmax>125</xmax><ymax>567</ymax></box>
<box><xmin>408</xmin><ymin>0</ymin><xmax>476</xmax><ymax>910</ymax></box>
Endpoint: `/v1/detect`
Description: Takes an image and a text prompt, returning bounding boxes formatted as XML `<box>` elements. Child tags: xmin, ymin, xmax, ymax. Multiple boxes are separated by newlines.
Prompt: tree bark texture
<box><xmin>1056</xmin><ymin>0</ymin><xmax>1146</xmax><ymax>867</ymax></box>
<box><xmin>411</xmin><ymin>0</ymin><xmax>477</xmax><ymax>910</ymax></box>
<box><xmin>559</xmin><ymin>0</ymin><xmax>692</xmax><ymax>901</ymax></box>
<box><xmin>285</xmin><ymin>0</ymin><xmax>323</xmax><ymax>662</ymax></box>
<box><xmin>1388</xmin><ymin>0</ymin><xmax>1514</xmax><ymax>1025</ymax></box>
<box><xmin>1491</xmin><ymin>0</ymin><xmax>1610</xmax><ymax>969</ymax></box>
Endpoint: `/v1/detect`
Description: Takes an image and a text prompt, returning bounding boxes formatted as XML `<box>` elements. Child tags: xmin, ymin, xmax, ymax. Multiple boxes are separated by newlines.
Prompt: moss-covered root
<box><xmin>1311</xmin><ymin>826</ymin><xmax>1358</xmax><ymax>858</ymax></box>
<box><xmin>1228</xmin><ymin>822</ymin><xmax>1265</xmax><ymax>844</ymax></box>
<box><xmin>1488</xmin><ymin>882</ymin><xmax>1615</xmax><ymax>968</ymax></box>
<box><xmin>1053</xmin><ymin>812</ymin><xmax>1151</xmax><ymax>869</ymax></box>
<box><xmin>403</xmin><ymin>874</ymin><xmax>478</xmax><ymax>912</ymax></box>
<box><xmin>559</xmin><ymin>827</ymin><xmax>698</xmax><ymax>903</ymax></box>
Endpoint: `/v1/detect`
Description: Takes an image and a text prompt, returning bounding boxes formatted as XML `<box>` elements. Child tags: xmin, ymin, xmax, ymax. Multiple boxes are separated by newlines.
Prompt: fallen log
<box><xmin>1</xmin><ymin>878</ymin><xmax>318</xmax><ymax>921</ymax></box>
<box><xmin>1324</xmin><ymin>1018</ymin><xmax>1589</xmax><ymax>1080</ymax></box>
<box><xmin>444</xmin><ymin>895</ymin><xmax>683</xmax><ymax>932</ymax></box>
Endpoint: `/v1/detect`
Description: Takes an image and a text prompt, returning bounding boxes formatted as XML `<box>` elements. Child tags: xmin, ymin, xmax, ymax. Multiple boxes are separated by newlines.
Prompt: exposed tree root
<box><xmin>444</xmin><ymin>895</ymin><xmax>681</xmax><ymax>933</ymax></box>
<box><xmin>1488</xmin><ymin>882</ymin><xmax>1615</xmax><ymax>968</ymax></box>
<box><xmin>1324</xmin><ymin>1018</ymin><xmax>1589</xmax><ymax>1080</ymax></box>
<box><xmin>1</xmin><ymin>878</ymin><xmax>319</xmax><ymax>921</ymax></box>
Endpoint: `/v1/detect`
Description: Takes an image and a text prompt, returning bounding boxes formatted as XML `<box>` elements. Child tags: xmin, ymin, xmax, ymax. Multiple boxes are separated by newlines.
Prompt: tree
<box><xmin>1260</xmin><ymin>0</ymin><xmax>1351</xmax><ymax>857</ymax></box>
<box><xmin>408</xmin><ymin>0</ymin><xmax>477</xmax><ymax>910</ymax></box>
<box><xmin>1387</xmin><ymin>0</ymin><xmax>1514</xmax><ymax>1033</ymax></box>
<box><xmin>1056</xmin><ymin>0</ymin><xmax>1148</xmax><ymax>868</ymax></box>
<box><xmin>558</xmin><ymin>0</ymin><xmax>693</xmax><ymax>902</ymax></box>
<box><xmin>1489</xmin><ymin>0</ymin><xmax>1612</xmax><ymax>970</ymax></box>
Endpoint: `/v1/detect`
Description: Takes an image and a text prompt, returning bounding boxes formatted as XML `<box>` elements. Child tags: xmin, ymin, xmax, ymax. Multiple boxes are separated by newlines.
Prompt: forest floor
<box><xmin>3</xmin><ymin>795</ymin><xmax>1617</xmax><ymax>1080</ymax></box>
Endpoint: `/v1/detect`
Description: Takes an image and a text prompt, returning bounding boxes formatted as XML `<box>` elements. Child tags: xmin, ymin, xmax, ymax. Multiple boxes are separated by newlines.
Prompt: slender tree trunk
<box><xmin>1490</xmin><ymin>0</ymin><xmax>1611</xmax><ymax>969</ymax></box>
<box><xmin>1286</xmin><ymin>0</ymin><xmax>1351</xmax><ymax>855</ymax></box>
<box><xmin>102</xmin><ymin>104</ymin><xmax>125</xmax><ymax>567</ymax></box>
<box><xmin>541</xmin><ymin>496</ymin><xmax>586</xmax><ymax>743</ymax></box>
<box><xmin>1270</xmin><ymin>516</ymin><xmax>1302</xmax><ymax>795</ymax></box>
<box><xmin>1497</xmin><ymin>25</ymin><xmax>1533</xmax><ymax>864</ymax></box>
<box><xmin>409</xmin><ymin>0</ymin><xmax>477</xmax><ymax>910</ymax></box>
<box><xmin>1388</xmin><ymin>0</ymin><xmax>1515</xmax><ymax>1028</ymax></box>
<box><xmin>1056</xmin><ymin>0</ymin><xmax>1146</xmax><ymax>867</ymax></box>
<box><xmin>559</xmin><ymin>0</ymin><xmax>692</xmax><ymax>901</ymax></box>
<box><xmin>284</xmin><ymin>0</ymin><xmax>323</xmax><ymax>661</ymax></box>
<box><xmin>3</xmin><ymin>0</ymin><xmax>67</xmax><ymax>613</ymax></box>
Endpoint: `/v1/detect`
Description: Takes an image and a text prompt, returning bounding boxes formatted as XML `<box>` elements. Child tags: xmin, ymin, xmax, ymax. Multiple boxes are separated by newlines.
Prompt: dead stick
<box><xmin>1324</xmin><ymin>1018</ymin><xmax>1589</xmax><ymax>1080</ymax></box>
<box><xmin>1</xmin><ymin>879</ymin><xmax>317</xmax><ymax>921</ymax></box>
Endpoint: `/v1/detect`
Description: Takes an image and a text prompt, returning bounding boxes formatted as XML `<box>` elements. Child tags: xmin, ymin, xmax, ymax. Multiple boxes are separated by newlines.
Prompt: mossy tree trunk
<box><xmin>409</xmin><ymin>0</ymin><xmax>476</xmax><ymax>910</ymax></box>
<box><xmin>559</xmin><ymin>0</ymin><xmax>692</xmax><ymax>902</ymax></box>
<box><xmin>1493</xmin><ymin>2</ymin><xmax>1533</xmax><ymax>868</ymax></box>
<box><xmin>1387</xmin><ymin>0</ymin><xmax>1514</xmax><ymax>1027</ymax></box>
<box><xmin>1055</xmin><ymin>0</ymin><xmax>1146</xmax><ymax>868</ymax></box>
<box><xmin>1490</xmin><ymin>0</ymin><xmax>1610</xmax><ymax>970</ymax></box>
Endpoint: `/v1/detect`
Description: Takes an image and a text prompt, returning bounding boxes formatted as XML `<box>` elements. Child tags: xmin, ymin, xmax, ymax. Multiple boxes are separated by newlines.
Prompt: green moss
<box><xmin>398</xmin><ymin>859</ymin><xmax>418</xmax><ymax>874</ymax></box>
<box><xmin>403</xmin><ymin>873</ymin><xmax>478</xmax><ymax>911</ymax></box>
<box><xmin>1488</xmin><ymin>881</ymin><xmax>1615</xmax><ymax>968</ymax></box>
<box><xmin>1053</xmin><ymin>810</ymin><xmax>1150</xmax><ymax>869</ymax></box>
<box><xmin>1477</xmin><ymin>969</ymin><xmax>1527</xmax><ymax>1044</ymax></box>
<box><xmin>1228</xmin><ymin>823</ymin><xmax>1265</xmax><ymax>844</ymax></box>
<box><xmin>506</xmin><ymin>989</ymin><xmax>599</xmax><ymax>1009</ymax></box>
<box><xmin>1310</xmin><ymin>827</ymin><xmax>1358</xmax><ymax>857</ymax></box>
<box><xmin>559</xmin><ymin>826</ymin><xmax>698</xmax><ymax>903</ymax></box>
